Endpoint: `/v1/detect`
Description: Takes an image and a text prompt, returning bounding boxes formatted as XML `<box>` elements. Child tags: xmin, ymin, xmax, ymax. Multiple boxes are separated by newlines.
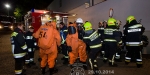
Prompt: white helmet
<box><xmin>76</xmin><ymin>18</ymin><xmax>83</xmax><ymax>23</ymax></box>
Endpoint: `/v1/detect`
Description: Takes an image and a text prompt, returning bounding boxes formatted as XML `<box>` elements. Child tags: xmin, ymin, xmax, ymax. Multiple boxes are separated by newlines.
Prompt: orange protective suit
<box><xmin>66</xmin><ymin>24</ymin><xmax>87</xmax><ymax>65</ymax></box>
<box><xmin>33</xmin><ymin>21</ymin><xmax>61</xmax><ymax>68</ymax></box>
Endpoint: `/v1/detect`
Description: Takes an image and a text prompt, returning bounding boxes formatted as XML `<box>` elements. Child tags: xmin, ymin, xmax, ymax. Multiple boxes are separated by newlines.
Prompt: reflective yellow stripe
<box><xmin>15</xmin><ymin>70</ymin><xmax>22</xmax><ymax>74</ymax></box>
<box><xmin>83</xmin><ymin>37</ymin><xmax>89</xmax><ymax>39</ymax></box>
<box><xmin>13</xmin><ymin>53</ymin><xmax>26</xmax><ymax>58</ymax></box>
<box><xmin>129</xmin><ymin>24</ymin><xmax>142</xmax><ymax>28</ymax></box>
<box><xmin>90</xmin><ymin>44</ymin><xmax>102</xmax><ymax>48</ymax></box>
<box><xmin>64</xmin><ymin>30</ymin><xmax>68</xmax><ymax>32</ymax></box>
<box><xmin>89</xmin><ymin>31</ymin><xmax>98</xmax><ymax>38</ymax></box>
<box><xmin>11</xmin><ymin>32</ymin><xmax>18</xmax><ymax>37</ymax></box>
<box><xmin>118</xmin><ymin>40</ymin><xmax>122</xmax><ymax>44</ymax></box>
<box><xmin>21</xmin><ymin>44</ymin><xmax>27</xmax><ymax>50</ymax></box>
<box><xmin>104</xmin><ymin>39</ymin><xmax>116</xmax><ymax>42</ymax></box>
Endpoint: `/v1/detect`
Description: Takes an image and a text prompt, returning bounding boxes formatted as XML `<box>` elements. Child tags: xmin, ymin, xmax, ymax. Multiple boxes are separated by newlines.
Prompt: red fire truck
<box><xmin>24</xmin><ymin>9</ymin><xmax>73</xmax><ymax>32</ymax></box>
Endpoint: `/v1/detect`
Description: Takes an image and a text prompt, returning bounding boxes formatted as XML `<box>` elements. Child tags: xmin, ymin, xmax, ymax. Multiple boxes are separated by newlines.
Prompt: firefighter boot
<box><xmin>63</xmin><ymin>58</ymin><xmax>69</xmax><ymax>64</ymax></box>
<box><xmin>41</xmin><ymin>67</ymin><xmax>46</xmax><ymax>75</ymax></box>
<box><xmin>82</xmin><ymin>62</ymin><xmax>88</xmax><ymax>70</ymax></box>
<box><xmin>137</xmin><ymin>64</ymin><xmax>143</xmax><ymax>68</ymax></box>
<box><xmin>49</xmin><ymin>68</ymin><xmax>54</xmax><ymax>75</ymax></box>
<box><xmin>109</xmin><ymin>62</ymin><xmax>118</xmax><ymax>67</ymax></box>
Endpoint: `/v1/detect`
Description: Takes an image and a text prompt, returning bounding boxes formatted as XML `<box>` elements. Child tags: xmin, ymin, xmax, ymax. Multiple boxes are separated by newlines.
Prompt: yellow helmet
<box><xmin>84</xmin><ymin>22</ymin><xmax>92</xmax><ymax>31</ymax></box>
<box><xmin>127</xmin><ymin>16</ymin><xmax>135</xmax><ymax>23</ymax></box>
<box><xmin>107</xmin><ymin>18</ymin><xmax>117</xmax><ymax>26</ymax></box>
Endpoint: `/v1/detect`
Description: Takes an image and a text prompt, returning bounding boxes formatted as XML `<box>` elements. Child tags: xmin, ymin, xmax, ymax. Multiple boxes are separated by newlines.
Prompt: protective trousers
<box><xmin>40</xmin><ymin>43</ymin><xmax>58</xmax><ymax>68</ymax></box>
<box><xmin>115</xmin><ymin>47</ymin><xmax>121</xmax><ymax>60</ymax></box>
<box><xmin>69</xmin><ymin>41</ymin><xmax>87</xmax><ymax>65</ymax></box>
<box><xmin>15</xmin><ymin>57</ymin><xmax>25</xmax><ymax>75</ymax></box>
<box><xmin>61</xmin><ymin>44</ymin><xmax>68</xmax><ymax>59</ymax></box>
<box><xmin>89</xmin><ymin>47</ymin><xmax>101</xmax><ymax>70</ymax></box>
<box><xmin>25</xmin><ymin>48</ymin><xmax>35</xmax><ymax>64</ymax></box>
<box><xmin>125</xmin><ymin>46</ymin><xmax>142</xmax><ymax>65</ymax></box>
<box><xmin>104</xmin><ymin>42</ymin><xmax>117</xmax><ymax>65</ymax></box>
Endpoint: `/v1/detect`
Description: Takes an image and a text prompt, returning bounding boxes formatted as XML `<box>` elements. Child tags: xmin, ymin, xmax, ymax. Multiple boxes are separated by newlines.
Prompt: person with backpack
<box><xmin>33</xmin><ymin>21</ymin><xmax>61</xmax><ymax>75</ymax></box>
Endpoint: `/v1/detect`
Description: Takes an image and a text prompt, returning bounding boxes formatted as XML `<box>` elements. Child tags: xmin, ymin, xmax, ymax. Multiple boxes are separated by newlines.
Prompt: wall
<box><xmin>68</xmin><ymin>0</ymin><xmax>150</xmax><ymax>54</ymax></box>
<box><xmin>47</xmin><ymin>0</ymin><xmax>89</xmax><ymax>12</ymax></box>
<box><xmin>48</xmin><ymin>0</ymin><xmax>150</xmax><ymax>54</ymax></box>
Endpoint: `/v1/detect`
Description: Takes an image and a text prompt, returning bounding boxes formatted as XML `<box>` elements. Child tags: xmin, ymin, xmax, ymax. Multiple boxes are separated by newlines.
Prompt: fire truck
<box><xmin>24</xmin><ymin>9</ymin><xmax>74</xmax><ymax>32</ymax></box>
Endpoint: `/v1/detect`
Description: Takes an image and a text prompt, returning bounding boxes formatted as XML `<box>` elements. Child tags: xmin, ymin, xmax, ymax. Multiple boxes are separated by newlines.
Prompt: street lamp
<box><xmin>5</xmin><ymin>4</ymin><xmax>10</xmax><ymax>16</ymax></box>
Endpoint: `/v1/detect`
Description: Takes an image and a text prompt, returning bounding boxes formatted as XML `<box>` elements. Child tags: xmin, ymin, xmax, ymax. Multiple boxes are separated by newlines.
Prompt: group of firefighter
<box><xmin>10</xmin><ymin>15</ymin><xmax>149</xmax><ymax>75</ymax></box>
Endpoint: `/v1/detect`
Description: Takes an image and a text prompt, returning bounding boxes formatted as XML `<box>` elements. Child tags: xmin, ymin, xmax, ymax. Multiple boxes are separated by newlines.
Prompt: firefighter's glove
<box><xmin>67</xmin><ymin>46</ymin><xmax>72</xmax><ymax>52</ymax></box>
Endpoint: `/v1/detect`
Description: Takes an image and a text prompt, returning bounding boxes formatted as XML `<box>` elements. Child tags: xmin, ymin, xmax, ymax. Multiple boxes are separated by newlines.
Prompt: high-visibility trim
<box><xmin>90</xmin><ymin>44</ymin><xmax>102</xmax><ymax>48</ymax></box>
<box><xmin>34</xmin><ymin>42</ymin><xmax>37</xmax><ymax>46</ymax></box>
<box><xmin>11</xmin><ymin>32</ymin><xmax>18</xmax><ymax>37</ymax></box>
<box><xmin>83</xmin><ymin>37</ymin><xmax>89</xmax><ymax>39</ymax></box>
<box><xmin>64</xmin><ymin>56</ymin><xmax>69</xmax><ymax>58</ymax></box>
<box><xmin>30</xmin><ymin>58</ymin><xmax>34</xmax><ymax>62</ymax></box>
<box><xmin>98</xmin><ymin>28</ymin><xmax>104</xmax><ymax>30</ymax></box>
<box><xmin>128</xmin><ymin>29</ymin><xmax>141</xmax><ymax>33</ymax></box>
<box><xmin>13</xmin><ymin>53</ymin><xmax>26</xmax><ymax>58</ymax></box>
<box><xmin>63</xmin><ymin>30</ymin><xmax>68</xmax><ymax>32</ymax></box>
<box><xmin>61</xmin><ymin>35</ymin><xmax>66</xmax><ymax>44</ymax></box>
<box><xmin>21</xmin><ymin>44</ymin><xmax>27</xmax><ymax>50</ymax></box>
<box><xmin>26</xmin><ymin>36</ymin><xmax>33</xmax><ymax>39</ymax></box>
<box><xmin>125</xmin><ymin>60</ymin><xmax>130</xmax><ymax>62</ymax></box>
<box><xmin>104</xmin><ymin>39</ymin><xmax>116</xmax><ymax>42</ymax></box>
<box><xmin>12</xmin><ymin>45</ymin><xmax>15</xmax><ymax>54</ymax></box>
<box><xmin>136</xmin><ymin>62</ymin><xmax>142</xmax><ymax>64</ymax></box>
<box><xmin>89</xmin><ymin>58</ymin><xmax>93</xmax><ymax>69</ymax></box>
<box><xmin>129</xmin><ymin>24</ymin><xmax>142</xmax><ymax>28</ymax></box>
<box><xmin>103</xmin><ymin>57</ymin><xmax>107</xmax><ymax>60</ymax></box>
<box><xmin>28</xmin><ymin>48</ymin><xmax>32</xmax><ymax>52</ymax></box>
<box><xmin>136</xmin><ymin>59</ymin><xmax>142</xmax><ymax>62</ymax></box>
<box><xmin>101</xmin><ymin>51</ymin><xmax>105</xmax><ymax>54</ymax></box>
<box><xmin>94</xmin><ymin>65</ymin><xmax>98</xmax><ymax>67</ymax></box>
<box><xmin>126</xmin><ymin>42</ymin><xmax>141</xmax><ymax>44</ymax></box>
<box><xmin>118</xmin><ymin>41</ymin><xmax>122</xmax><ymax>44</ymax></box>
<box><xmin>125</xmin><ymin>57</ymin><xmax>131</xmax><ymax>60</ymax></box>
<box><xmin>94</xmin><ymin>60</ymin><xmax>97</xmax><ymax>62</ymax></box>
<box><xmin>15</xmin><ymin>70</ymin><xmax>22</xmax><ymax>74</ymax></box>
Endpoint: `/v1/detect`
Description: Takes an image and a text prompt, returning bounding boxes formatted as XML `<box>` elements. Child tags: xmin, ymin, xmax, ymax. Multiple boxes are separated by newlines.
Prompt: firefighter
<box><xmin>59</xmin><ymin>22</ymin><xmax>69</xmax><ymax>64</ymax></box>
<box><xmin>33</xmin><ymin>21</ymin><xmax>61</xmax><ymax>75</ymax></box>
<box><xmin>76</xmin><ymin>18</ymin><xmax>85</xmax><ymax>40</ymax></box>
<box><xmin>25</xmin><ymin>26</ymin><xmax>37</xmax><ymax>66</ymax></box>
<box><xmin>103</xmin><ymin>18</ymin><xmax>122</xmax><ymax>67</ymax></box>
<box><xmin>10</xmin><ymin>23</ymin><xmax>27</xmax><ymax>75</ymax></box>
<box><xmin>98</xmin><ymin>21</ymin><xmax>105</xmax><ymax>57</ymax></box>
<box><xmin>124</xmin><ymin>16</ymin><xmax>144</xmax><ymax>68</ymax></box>
<box><xmin>66</xmin><ymin>22</ymin><xmax>87</xmax><ymax>69</ymax></box>
<box><xmin>115</xmin><ymin>20</ymin><xmax>123</xmax><ymax>62</ymax></box>
<box><xmin>83</xmin><ymin>22</ymin><xmax>102</xmax><ymax>74</ymax></box>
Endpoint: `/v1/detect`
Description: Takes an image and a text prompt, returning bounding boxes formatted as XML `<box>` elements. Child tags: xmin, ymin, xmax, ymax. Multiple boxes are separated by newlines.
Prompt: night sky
<box><xmin>0</xmin><ymin>0</ymin><xmax>53</xmax><ymax>16</ymax></box>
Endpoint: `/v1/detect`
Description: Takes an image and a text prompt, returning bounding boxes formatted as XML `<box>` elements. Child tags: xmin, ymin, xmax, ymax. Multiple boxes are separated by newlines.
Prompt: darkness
<box><xmin>0</xmin><ymin>0</ymin><xmax>54</xmax><ymax>16</ymax></box>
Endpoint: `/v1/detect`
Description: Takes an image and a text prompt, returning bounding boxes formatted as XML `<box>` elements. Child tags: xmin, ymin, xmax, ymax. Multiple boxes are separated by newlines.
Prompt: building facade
<box><xmin>48</xmin><ymin>0</ymin><xmax>150</xmax><ymax>54</ymax></box>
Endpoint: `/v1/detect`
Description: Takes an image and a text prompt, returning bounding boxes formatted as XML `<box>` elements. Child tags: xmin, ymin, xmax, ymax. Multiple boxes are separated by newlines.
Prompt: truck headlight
<box><xmin>10</xmin><ymin>26</ymin><xmax>13</xmax><ymax>29</ymax></box>
<box><xmin>0</xmin><ymin>26</ymin><xmax>2</xmax><ymax>29</ymax></box>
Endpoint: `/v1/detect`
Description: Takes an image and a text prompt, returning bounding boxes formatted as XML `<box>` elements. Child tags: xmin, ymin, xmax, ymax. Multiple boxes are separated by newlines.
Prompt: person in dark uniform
<box><xmin>10</xmin><ymin>23</ymin><xmax>28</xmax><ymax>75</ymax></box>
<box><xmin>25</xmin><ymin>26</ymin><xmax>37</xmax><ymax>66</ymax></box>
<box><xmin>83</xmin><ymin>22</ymin><xmax>102</xmax><ymax>75</ymax></box>
<box><xmin>103</xmin><ymin>18</ymin><xmax>122</xmax><ymax>67</ymax></box>
<box><xmin>124</xmin><ymin>16</ymin><xmax>144</xmax><ymax>68</ymax></box>
<box><xmin>59</xmin><ymin>22</ymin><xmax>68</xmax><ymax>64</ymax></box>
